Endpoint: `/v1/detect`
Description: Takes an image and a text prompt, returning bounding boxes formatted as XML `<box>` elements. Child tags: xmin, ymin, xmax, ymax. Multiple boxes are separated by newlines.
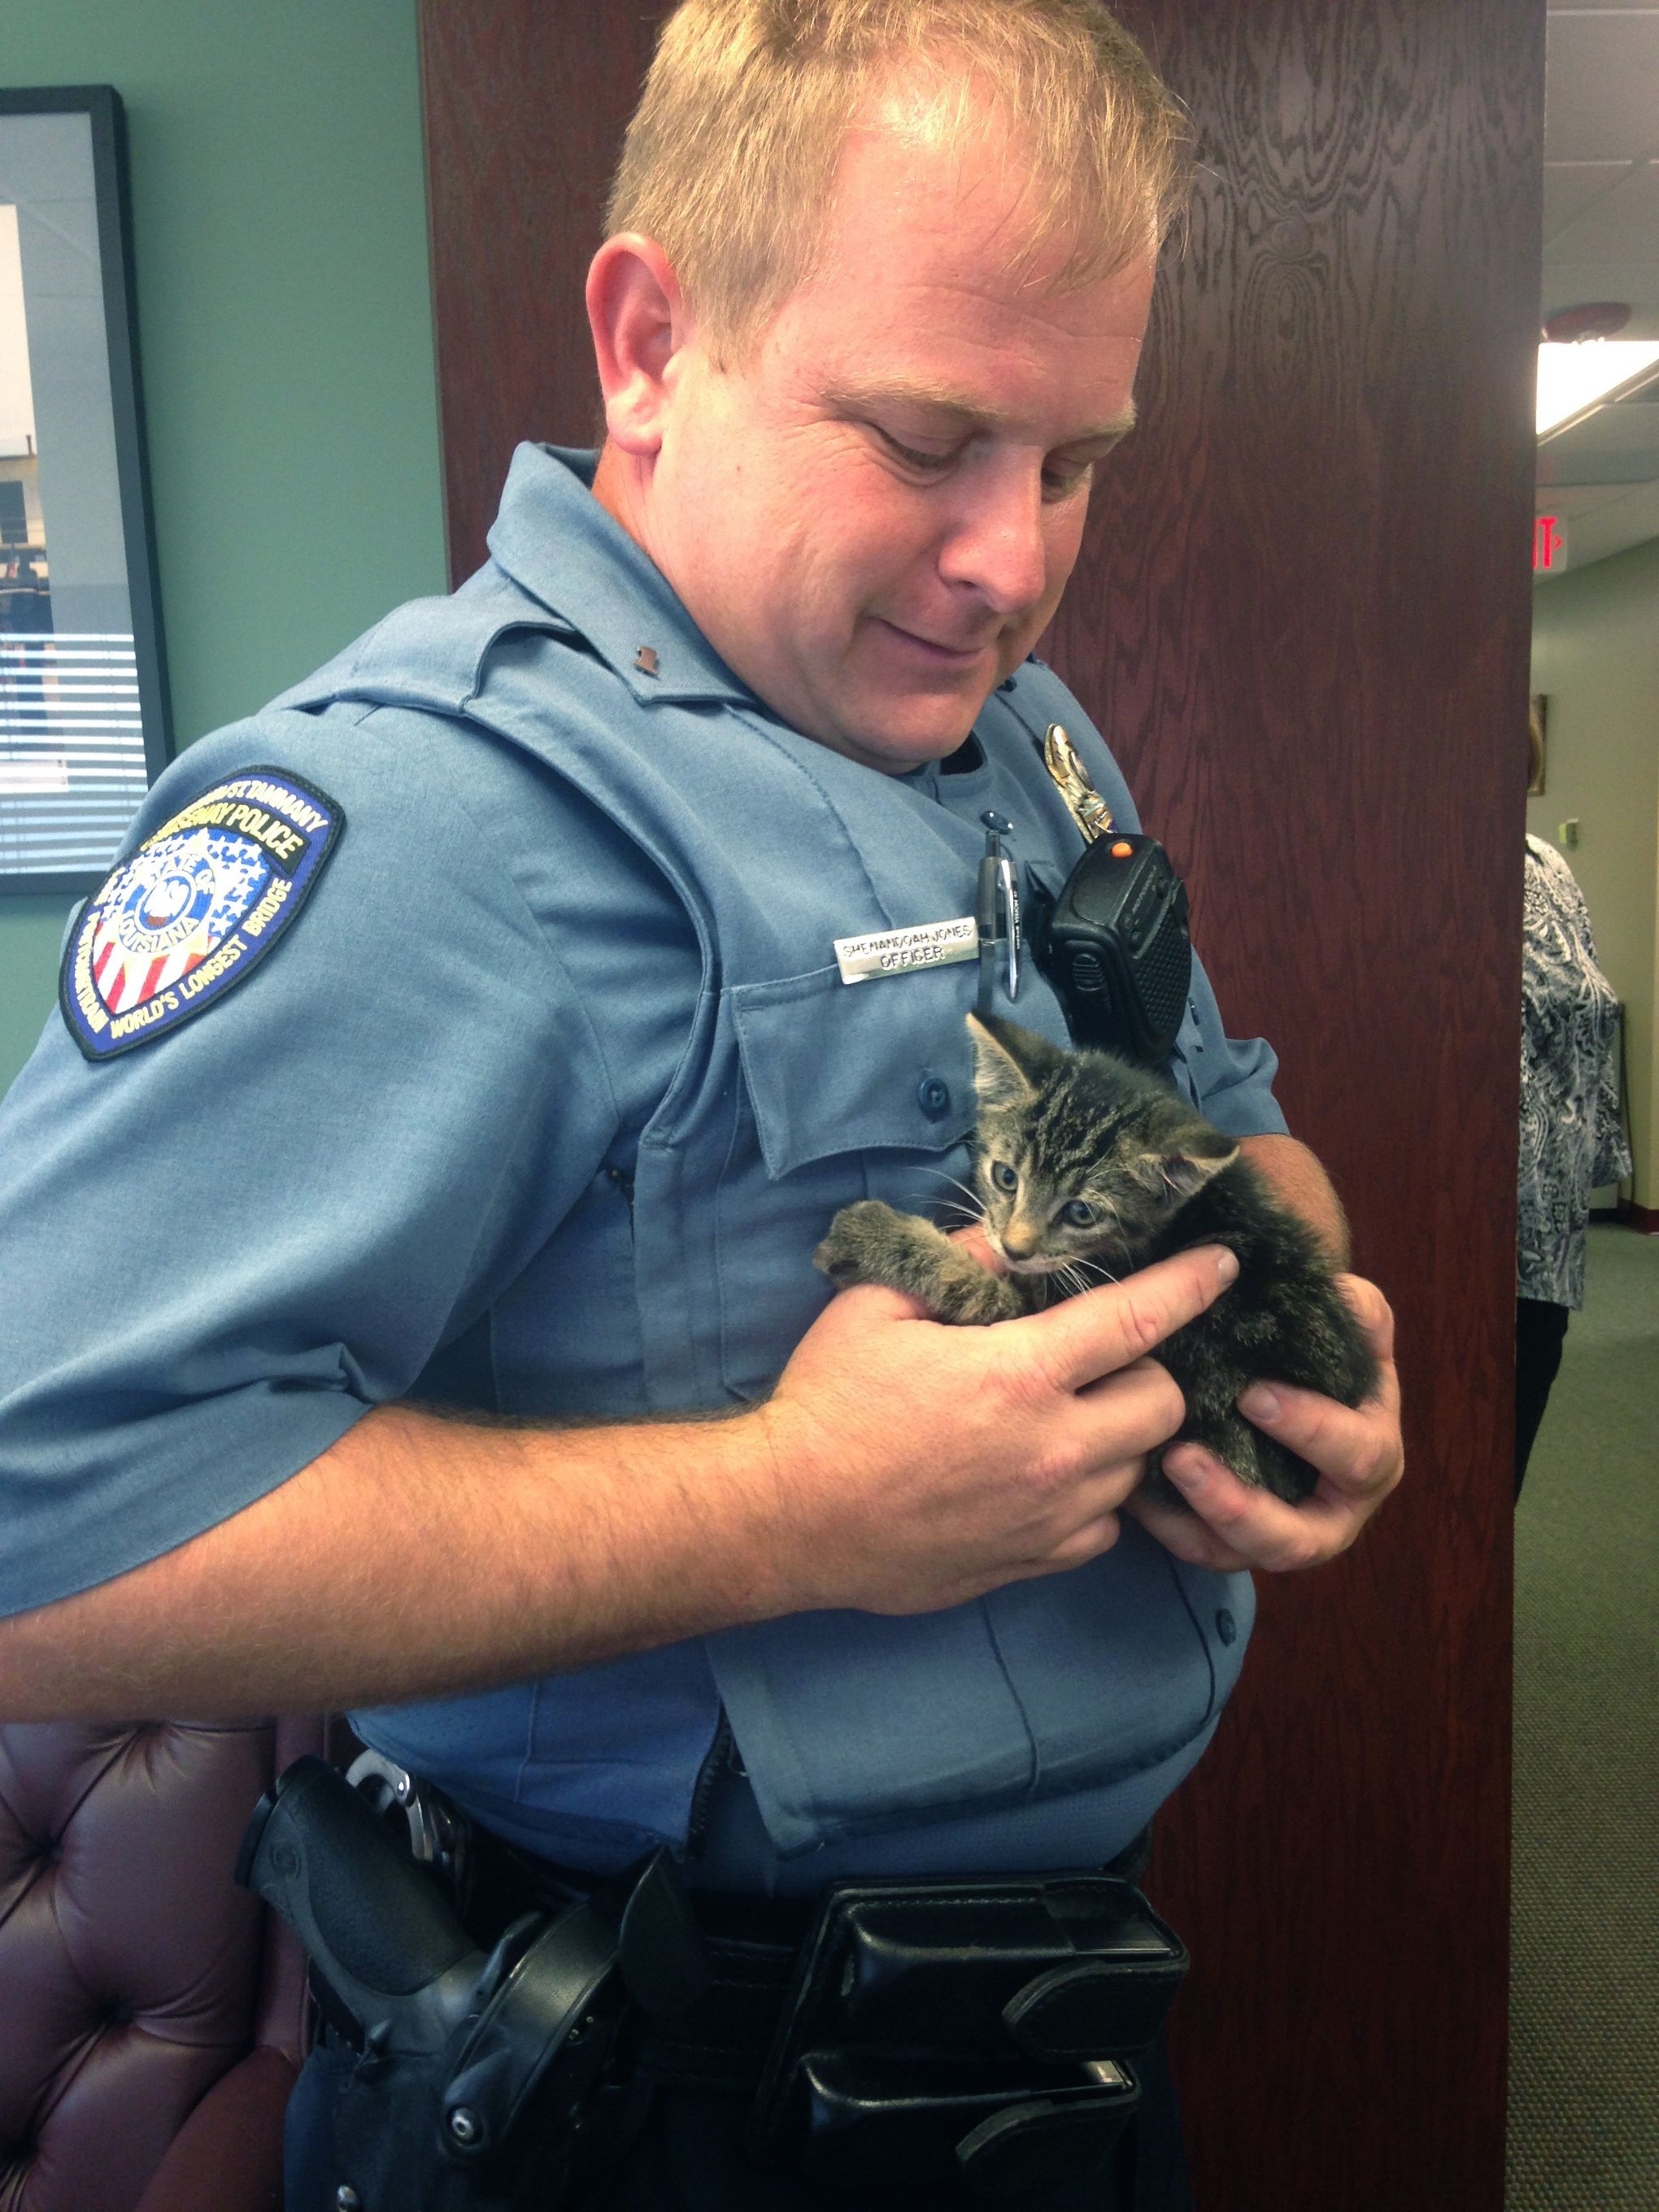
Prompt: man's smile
<box><xmin>869</xmin><ymin>616</ymin><xmax>994</xmax><ymax>665</ymax></box>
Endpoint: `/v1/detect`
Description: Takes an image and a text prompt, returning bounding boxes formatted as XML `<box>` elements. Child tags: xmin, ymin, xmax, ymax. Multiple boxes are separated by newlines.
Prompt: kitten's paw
<box><xmin>1179</xmin><ymin>1413</ymin><xmax>1317</xmax><ymax>1505</ymax></box>
<box><xmin>813</xmin><ymin>1202</ymin><xmax>1017</xmax><ymax>1324</ymax></box>
<box><xmin>813</xmin><ymin>1200</ymin><xmax>912</xmax><ymax>1288</ymax></box>
<box><xmin>930</xmin><ymin>1269</ymin><xmax>1021</xmax><ymax>1326</ymax></box>
<box><xmin>1245</xmin><ymin>1435</ymin><xmax>1319</xmax><ymax>1506</ymax></box>
<box><xmin>1141</xmin><ymin>1455</ymin><xmax>1194</xmax><ymax>1516</ymax></box>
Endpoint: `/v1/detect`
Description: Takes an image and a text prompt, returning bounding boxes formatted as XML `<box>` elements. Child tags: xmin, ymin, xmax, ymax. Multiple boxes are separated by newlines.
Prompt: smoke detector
<box><xmin>1542</xmin><ymin>302</ymin><xmax>1631</xmax><ymax>343</ymax></box>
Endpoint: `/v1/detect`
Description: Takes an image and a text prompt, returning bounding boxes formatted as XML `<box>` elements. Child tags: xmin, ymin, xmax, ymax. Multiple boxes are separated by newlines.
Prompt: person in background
<box><xmin>1516</xmin><ymin>707</ymin><xmax>1632</xmax><ymax>1496</ymax></box>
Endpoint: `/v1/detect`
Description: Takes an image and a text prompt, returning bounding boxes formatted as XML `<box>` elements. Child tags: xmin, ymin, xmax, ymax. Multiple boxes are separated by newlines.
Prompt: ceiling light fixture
<box><xmin>1537</xmin><ymin>339</ymin><xmax>1659</xmax><ymax>441</ymax></box>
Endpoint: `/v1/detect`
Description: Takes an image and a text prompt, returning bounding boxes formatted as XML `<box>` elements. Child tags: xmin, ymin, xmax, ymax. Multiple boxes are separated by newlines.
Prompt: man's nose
<box><xmin>938</xmin><ymin>469</ymin><xmax>1048</xmax><ymax>616</ymax></box>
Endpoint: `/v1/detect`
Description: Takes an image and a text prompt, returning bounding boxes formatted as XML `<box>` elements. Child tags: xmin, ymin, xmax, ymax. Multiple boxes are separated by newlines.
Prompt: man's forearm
<box><xmin>0</xmin><ymin>1402</ymin><xmax>787</xmax><ymax>1723</ymax></box>
<box><xmin>0</xmin><ymin>1242</ymin><xmax>1248</xmax><ymax>1726</ymax></box>
<box><xmin>1238</xmin><ymin>1132</ymin><xmax>1352</xmax><ymax>1266</ymax></box>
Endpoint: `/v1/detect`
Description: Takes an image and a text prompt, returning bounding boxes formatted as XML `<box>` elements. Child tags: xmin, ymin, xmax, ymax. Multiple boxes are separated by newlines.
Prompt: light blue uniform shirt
<box><xmin>0</xmin><ymin>446</ymin><xmax>1285</xmax><ymax>1892</ymax></box>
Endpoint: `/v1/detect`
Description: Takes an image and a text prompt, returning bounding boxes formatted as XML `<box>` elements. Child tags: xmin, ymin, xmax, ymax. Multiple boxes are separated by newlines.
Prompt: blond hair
<box><xmin>607</xmin><ymin>0</ymin><xmax>1190</xmax><ymax>355</ymax></box>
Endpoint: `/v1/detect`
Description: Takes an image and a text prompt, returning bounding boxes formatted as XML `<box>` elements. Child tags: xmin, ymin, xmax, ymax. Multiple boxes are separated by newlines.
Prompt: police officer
<box><xmin>0</xmin><ymin>3</ymin><xmax>1403</xmax><ymax>2205</ymax></box>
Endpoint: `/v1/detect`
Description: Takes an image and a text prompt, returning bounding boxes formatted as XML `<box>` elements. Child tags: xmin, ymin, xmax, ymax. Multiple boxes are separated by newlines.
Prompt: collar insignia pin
<box><xmin>1042</xmin><ymin>723</ymin><xmax>1114</xmax><ymax>844</ymax></box>
<box><xmin>633</xmin><ymin>644</ymin><xmax>660</xmax><ymax>677</ymax></box>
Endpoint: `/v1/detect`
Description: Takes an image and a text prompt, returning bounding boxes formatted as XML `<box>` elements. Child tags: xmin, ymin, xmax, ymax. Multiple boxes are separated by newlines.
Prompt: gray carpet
<box><xmin>1509</xmin><ymin>1223</ymin><xmax>1659</xmax><ymax>2212</ymax></box>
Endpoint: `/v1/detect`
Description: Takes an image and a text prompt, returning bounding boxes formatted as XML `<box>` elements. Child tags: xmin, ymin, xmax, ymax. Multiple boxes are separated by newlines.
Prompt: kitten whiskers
<box><xmin>917</xmin><ymin>1167</ymin><xmax>988</xmax><ymax>1213</ymax></box>
<box><xmin>1072</xmin><ymin>1252</ymin><xmax>1121</xmax><ymax>1288</ymax></box>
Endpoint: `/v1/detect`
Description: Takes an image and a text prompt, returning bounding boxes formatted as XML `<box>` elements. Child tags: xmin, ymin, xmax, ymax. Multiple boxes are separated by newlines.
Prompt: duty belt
<box><xmin>240</xmin><ymin>1756</ymin><xmax>1189</xmax><ymax>2205</ymax></box>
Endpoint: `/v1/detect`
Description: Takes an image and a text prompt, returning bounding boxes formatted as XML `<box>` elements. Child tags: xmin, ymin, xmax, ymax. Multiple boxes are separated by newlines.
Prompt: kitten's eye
<box><xmin>1061</xmin><ymin>1200</ymin><xmax>1096</xmax><ymax>1228</ymax></box>
<box><xmin>989</xmin><ymin>1161</ymin><xmax>1018</xmax><ymax>1193</ymax></box>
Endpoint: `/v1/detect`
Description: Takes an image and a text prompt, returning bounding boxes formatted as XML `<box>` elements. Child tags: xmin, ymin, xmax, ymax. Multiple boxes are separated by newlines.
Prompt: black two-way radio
<box><xmin>1030</xmin><ymin>725</ymin><xmax>1193</xmax><ymax>1070</ymax></box>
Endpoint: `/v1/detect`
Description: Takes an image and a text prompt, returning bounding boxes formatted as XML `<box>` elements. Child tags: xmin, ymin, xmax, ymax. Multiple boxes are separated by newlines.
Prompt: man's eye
<box><xmin>873</xmin><ymin>425</ymin><xmax>955</xmax><ymax>473</ymax></box>
<box><xmin>1042</xmin><ymin>462</ymin><xmax>1094</xmax><ymax>501</ymax></box>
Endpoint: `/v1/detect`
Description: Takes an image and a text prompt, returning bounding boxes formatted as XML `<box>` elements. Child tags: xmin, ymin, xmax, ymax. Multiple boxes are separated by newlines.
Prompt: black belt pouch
<box><xmin>745</xmin><ymin>1872</ymin><xmax>1187</xmax><ymax>2199</ymax></box>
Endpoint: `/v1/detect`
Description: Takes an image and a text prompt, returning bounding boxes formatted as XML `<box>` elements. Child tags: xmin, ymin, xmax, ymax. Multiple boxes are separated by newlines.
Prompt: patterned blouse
<box><xmin>1518</xmin><ymin>835</ymin><xmax>1631</xmax><ymax>1308</ymax></box>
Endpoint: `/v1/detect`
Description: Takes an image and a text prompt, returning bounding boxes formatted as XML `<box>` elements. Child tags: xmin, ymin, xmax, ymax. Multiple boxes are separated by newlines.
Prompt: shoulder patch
<box><xmin>59</xmin><ymin>768</ymin><xmax>344</xmax><ymax>1061</ymax></box>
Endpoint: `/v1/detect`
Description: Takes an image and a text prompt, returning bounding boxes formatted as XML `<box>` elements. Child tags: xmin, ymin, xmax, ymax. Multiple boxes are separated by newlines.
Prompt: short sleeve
<box><xmin>1178</xmin><ymin>949</ymin><xmax>1289</xmax><ymax>1139</ymax></box>
<box><xmin>0</xmin><ymin>711</ymin><xmax>629</xmax><ymax>1617</ymax></box>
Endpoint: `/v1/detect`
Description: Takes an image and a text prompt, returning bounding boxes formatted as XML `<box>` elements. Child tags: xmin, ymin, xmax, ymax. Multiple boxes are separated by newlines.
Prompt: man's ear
<box><xmin>585</xmin><ymin>232</ymin><xmax>692</xmax><ymax>458</ymax></box>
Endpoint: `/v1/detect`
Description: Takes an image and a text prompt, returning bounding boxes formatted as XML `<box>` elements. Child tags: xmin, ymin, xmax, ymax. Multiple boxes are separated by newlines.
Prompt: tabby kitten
<box><xmin>813</xmin><ymin>1012</ymin><xmax>1378</xmax><ymax>1504</ymax></box>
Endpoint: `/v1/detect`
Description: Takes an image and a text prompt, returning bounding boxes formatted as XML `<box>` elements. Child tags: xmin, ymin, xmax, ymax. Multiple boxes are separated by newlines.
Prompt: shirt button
<box><xmin>1215</xmin><ymin>1609</ymin><xmax>1238</xmax><ymax>1645</ymax></box>
<box><xmin>917</xmin><ymin>1075</ymin><xmax>952</xmax><ymax>1120</ymax></box>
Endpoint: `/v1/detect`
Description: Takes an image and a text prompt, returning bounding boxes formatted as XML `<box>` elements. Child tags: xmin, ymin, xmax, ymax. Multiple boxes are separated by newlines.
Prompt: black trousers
<box><xmin>1514</xmin><ymin>1296</ymin><xmax>1570</xmax><ymax>1498</ymax></box>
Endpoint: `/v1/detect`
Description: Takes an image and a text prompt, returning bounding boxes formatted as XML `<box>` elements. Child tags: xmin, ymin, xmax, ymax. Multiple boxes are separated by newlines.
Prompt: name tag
<box><xmin>834</xmin><ymin>916</ymin><xmax>977</xmax><ymax>986</ymax></box>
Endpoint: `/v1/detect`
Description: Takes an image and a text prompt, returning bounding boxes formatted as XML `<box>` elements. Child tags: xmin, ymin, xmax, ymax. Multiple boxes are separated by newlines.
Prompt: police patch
<box><xmin>59</xmin><ymin>768</ymin><xmax>344</xmax><ymax>1060</ymax></box>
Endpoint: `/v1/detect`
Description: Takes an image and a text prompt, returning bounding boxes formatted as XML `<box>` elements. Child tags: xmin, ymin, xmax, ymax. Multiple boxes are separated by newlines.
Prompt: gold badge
<box><xmin>1042</xmin><ymin>723</ymin><xmax>1114</xmax><ymax>844</ymax></box>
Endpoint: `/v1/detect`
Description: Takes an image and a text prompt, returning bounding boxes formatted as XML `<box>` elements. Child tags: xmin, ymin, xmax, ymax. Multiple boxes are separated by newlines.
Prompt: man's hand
<box><xmin>753</xmin><ymin>1242</ymin><xmax>1241</xmax><ymax>1617</ymax></box>
<box><xmin>1126</xmin><ymin>1274</ymin><xmax>1403</xmax><ymax>1571</ymax></box>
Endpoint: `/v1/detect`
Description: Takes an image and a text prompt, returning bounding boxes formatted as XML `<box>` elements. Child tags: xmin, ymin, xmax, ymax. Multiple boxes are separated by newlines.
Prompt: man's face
<box><xmin>638</xmin><ymin>105</ymin><xmax>1156</xmax><ymax>773</ymax></box>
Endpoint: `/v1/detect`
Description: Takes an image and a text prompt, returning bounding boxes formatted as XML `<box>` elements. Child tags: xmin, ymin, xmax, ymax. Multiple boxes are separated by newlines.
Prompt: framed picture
<box><xmin>1</xmin><ymin>86</ymin><xmax>171</xmax><ymax>895</ymax></box>
<box><xmin>1528</xmin><ymin>692</ymin><xmax>1548</xmax><ymax>797</ymax></box>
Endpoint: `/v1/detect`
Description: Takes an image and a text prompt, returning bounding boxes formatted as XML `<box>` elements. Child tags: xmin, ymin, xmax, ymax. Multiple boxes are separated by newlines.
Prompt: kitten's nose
<box><xmin>1001</xmin><ymin>1224</ymin><xmax>1041</xmax><ymax>1263</ymax></box>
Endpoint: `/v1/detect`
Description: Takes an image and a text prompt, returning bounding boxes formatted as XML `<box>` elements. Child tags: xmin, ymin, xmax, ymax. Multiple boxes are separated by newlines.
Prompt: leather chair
<box><xmin>0</xmin><ymin>1716</ymin><xmax>324</xmax><ymax>2212</ymax></box>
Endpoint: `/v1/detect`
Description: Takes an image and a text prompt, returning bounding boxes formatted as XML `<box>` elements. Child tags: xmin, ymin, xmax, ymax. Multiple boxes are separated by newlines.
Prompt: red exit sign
<box><xmin>1534</xmin><ymin>515</ymin><xmax>1566</xmax><ymax>573</ymax></box>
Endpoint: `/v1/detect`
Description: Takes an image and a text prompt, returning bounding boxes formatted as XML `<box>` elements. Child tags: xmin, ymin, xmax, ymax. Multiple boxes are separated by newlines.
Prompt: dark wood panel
<box><xmin>1040</xmin><ymin>6</ymin><xmax>1540</xmax><ymax>2207</ymax></box>
<box><xmin>420</xmin><ymin>0</ymin><xmax>672</xmax><ymax>582</ymax></box>
<box><xmin>420</xmin><ymin>5</ymin><xmax>1542</xmax><ymax>2205</ymax></box>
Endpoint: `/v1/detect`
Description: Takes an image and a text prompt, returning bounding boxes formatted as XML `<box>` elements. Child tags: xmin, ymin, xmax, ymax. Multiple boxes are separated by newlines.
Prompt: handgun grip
<box><xmin>237</xmin><ymin>1755</ymin><xmax>481</xmax><ymax>2041</ymax></box>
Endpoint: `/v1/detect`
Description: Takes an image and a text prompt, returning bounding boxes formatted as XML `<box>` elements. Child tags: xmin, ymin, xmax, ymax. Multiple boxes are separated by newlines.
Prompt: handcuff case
<box><xmin>747</xmin><ymin>1871</ymin><xmax>1187</xmax><ymax>2195</ymax></box>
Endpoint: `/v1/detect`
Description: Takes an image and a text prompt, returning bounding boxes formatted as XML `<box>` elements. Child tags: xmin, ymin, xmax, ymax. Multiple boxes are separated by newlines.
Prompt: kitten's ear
<box><xmin>965</xmin><ymin>1013</ymin><xmax>1051</xmax><ymax>1109</ymax></box>
<box><xmin>1131</xmin><ymin>1131</ymin><xmax>1239</xmax><ymax>1205</ymax></box>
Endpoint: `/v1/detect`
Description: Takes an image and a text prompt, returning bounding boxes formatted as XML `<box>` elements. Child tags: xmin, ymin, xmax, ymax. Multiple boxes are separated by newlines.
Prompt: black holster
<box><xmin>239</xmin><ymin>1757</ymin><xmax>707</xmax><ymax>2211</ymax></box>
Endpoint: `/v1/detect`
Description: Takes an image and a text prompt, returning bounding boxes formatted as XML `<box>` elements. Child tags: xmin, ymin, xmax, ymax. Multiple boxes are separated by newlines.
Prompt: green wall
<box><xmin>0</xmin><ymin>0</ymin><xmax>446</xmax><ymax>1091</ymax></box>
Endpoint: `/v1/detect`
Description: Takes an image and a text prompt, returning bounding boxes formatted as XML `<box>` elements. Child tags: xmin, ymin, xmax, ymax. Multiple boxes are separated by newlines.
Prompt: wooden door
<box><xmin>1049</xmin><ymin>10</ymin><xmax>1540</xmax><ymax>2207</ymax></box>
<box><xmin>420</xmin><ymin>5</ymin><xmax>1543</xmax><ymax>2205</ymax></box>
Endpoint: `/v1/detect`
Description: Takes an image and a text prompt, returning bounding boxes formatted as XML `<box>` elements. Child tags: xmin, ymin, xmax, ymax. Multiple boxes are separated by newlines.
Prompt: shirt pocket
<box><xmin>716</xmin><ymin>962</ymin><xmax>978</xmax><ymax>1400</ymax></box>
